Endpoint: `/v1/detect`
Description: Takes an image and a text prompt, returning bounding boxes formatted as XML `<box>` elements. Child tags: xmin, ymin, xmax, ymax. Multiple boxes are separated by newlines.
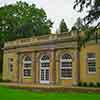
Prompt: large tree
<box><xmin>74</xmin><ymin>0</ymin><xmax>100</xmax><ymax>28</ymax></box>
<box><xmin>59</xmin><ymin>19</ymin><xmax>69</xmax><ymax>33</ymax></box>
<box><xmin>0</xmin><ymin>1</ymin><xmax>53</xmax><ymax>41</ymax></box>
<box><xmin>0</xmin><ymin>1</ymin><xmax>53</xmax><ymax>74</ymax></box>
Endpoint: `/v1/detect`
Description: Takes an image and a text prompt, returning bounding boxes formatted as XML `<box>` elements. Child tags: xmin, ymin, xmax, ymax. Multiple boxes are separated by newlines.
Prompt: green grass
<box><xmin>0</xmin><ymin>86</ymin><xmax>100</xmax><ymax>100</ymax></box>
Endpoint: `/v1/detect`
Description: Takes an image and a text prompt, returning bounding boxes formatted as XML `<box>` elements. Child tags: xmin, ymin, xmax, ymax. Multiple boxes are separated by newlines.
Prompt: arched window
<box><xmin>40</xmin><ymin>55</ymin><xmax>50</xmax><ymax>83</ymax></box>
<box><xmin>23</xmin><ymin>56</ymin><xmax>32</xmax><ymax>77</ymax></box>
<box><xmin>60</xmin><ymin>53</ymin><xmax>72</xmax><ymax>79</ymax></box>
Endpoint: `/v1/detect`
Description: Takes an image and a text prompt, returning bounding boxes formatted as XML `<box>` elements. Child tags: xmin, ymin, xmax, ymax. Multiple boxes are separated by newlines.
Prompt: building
<box><xmin>2</xmin><ymin>32</ymin><xmax>100</xmax><ymax>86</ymax></box>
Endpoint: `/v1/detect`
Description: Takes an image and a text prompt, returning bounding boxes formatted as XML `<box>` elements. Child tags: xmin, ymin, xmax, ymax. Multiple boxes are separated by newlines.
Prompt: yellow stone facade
<box><xmin>80</xmin><ymin>40</ymin><xmax>100</xmax><ymax>83</ymax></box>
<box><xmin>2</xmin><ymin>33</ymin><xmax>100</xmax><ymax>87</ymax></box>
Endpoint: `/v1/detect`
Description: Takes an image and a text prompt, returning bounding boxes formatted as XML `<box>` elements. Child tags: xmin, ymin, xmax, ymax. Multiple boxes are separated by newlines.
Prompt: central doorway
<box><xmin>40</xmin><ymin>55</ymin><xmax>50</xmax><ymax>84</ymax></box>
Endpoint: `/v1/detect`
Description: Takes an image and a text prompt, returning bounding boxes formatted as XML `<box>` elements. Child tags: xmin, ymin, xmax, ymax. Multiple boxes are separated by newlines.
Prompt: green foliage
<box><xmin>74</xmin><ymin>0</ymin><xmax>100</xmax><ymax>27</ymax></box>
<box><xmin>78</xmin><ymin>82</ymin><xmax>100</xmax><ymax>87</ymax></box>
<box><xmin>89</xmin><ymin>82</ymin><xmax>95</xmax><ymax>87</ymax></box>
<box><xmin>71</xmin><ymin>17</ymin><xmax>98</xmax><ymax>49</ymax></box>
<box><xmin>59</xmin><ymin>19</ymin><xmax>69</xmax><ymax>33</ymax></box>
<box><xmin>70</xmin><ymin>26</ymin><xmax>78</xmax><ymax>32</ymax></box>
<box><xmin>0</xmin><ymin>1</ymin><xmax>53</xmax><ymax>41</ymax></box>
<box><xmin>74</xmin><ymin>17</ymin><xmax>84</xmax><ymax>31</ymax></box>
<box><xmin>96</xmin><ymin>82</ymin><xmax>100</xmax><ymax>87</ymax></box>
<box><xmin>71</xmin><ymin>17</ymin><xmax>89</xmax><ymax>32</ymax></box>
<box><xmin>0</xmin><ymin>50</ymin><xmax>3</xmax><ymax>73</ymax></box>
<box><xmin>0</xmin><ymin>1</ymin><xmax>53</xmax><ymax>74</ymax></box>
<box><xmin>78</xmin><ymin>82</ymin><xmax>82</xmax><ymax>86</ymax></box>
<box><xmin>83</xmin><ymin>82</ymin><xmax>88</xmax><ymax>87</ymax></box>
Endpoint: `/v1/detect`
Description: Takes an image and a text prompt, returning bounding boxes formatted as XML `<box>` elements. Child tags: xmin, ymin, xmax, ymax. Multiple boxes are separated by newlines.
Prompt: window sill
<box><xmin>88</xmin><ymin>72</ymin><xmax>96</xmax><ymax>74</ymax></box>
<box><xmin>23</xmin><ymin>76</ymin><xmax>32</xmax><ymax>79</ymax></box>
<box><xmin>60</xmin><ymin>77</ymin><xmax>72</xmax><ymax>80</ymax></box>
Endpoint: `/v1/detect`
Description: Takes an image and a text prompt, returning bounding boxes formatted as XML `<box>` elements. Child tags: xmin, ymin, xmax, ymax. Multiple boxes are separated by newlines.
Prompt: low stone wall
<box><xmin>0</xmin><ymin>82</ymin><xmax>100</xmax><ymax>93</ymax></box>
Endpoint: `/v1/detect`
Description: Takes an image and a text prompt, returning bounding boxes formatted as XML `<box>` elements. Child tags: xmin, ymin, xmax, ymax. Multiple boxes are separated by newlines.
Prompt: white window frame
<box><xmin>23</xmin><ymin>56</ymin><xmax>32</xmax><ymax>78</ymax></box>
<box><xmin>40</xmin><ymin>55</ymin><xmax>50</xmax><ymax>84</ymax></box>
<box><xmin>60</xmin><ymin>55</ymin><xmax>72</xmax><ymax>80</ymax></box>
<box><xmin>87</xmin><ymin>53</ymin><xmax>96</xmax><ymax>74</ymax></box>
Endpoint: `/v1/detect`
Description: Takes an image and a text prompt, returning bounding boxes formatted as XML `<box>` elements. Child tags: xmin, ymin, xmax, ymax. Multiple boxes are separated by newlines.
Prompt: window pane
<box><xmin>89</xmin><ymin>67</ymin><xmax>96</xmax><ymax>72</ymax></box>
<box><xmin>24</xmin><ymin>69</ymin><xmax>31</xmax><ymax>76</ymax></box>
<box><xmin>41</xmin><ymin>55</ymin><xmax>49</xmax><ymax>60</ymax></box>
<box><xmin>40</xmin><ymin>55</ymin><xmax>50</xmax><ymax>82</ymax></box>
<box><xmin>41</xmin><ymin>62</ymin><xmax>49</xmax><ymax>67</ymax></box>
<box><xmin>87</xmin><ymin>53</ymin><xmax>96</xmax><ymax>73</ymax></box>
<box><xmin>60</xmin><ymin>54</ymin><xmax>72</xmax><ymax>79</ymax></box>
<box><xmin>9</xmin><ymin>64</ymin><xmax>13</xmax><ymax>72</ymax></box>
<box><xmin>23</xmin><ymin>56</ymin><xmax>32</xmax><ymax>77</ymax></box>
<box><xmin>62</xmin><ymin>54</ymin><xmax>72</xmax><ymax>59</ymax></box>
<box><xmin>46</xmin><ymin>69</ymin><xmax>49</xmax><ymax>80</ymax></box>
<box><xmin>41</xmin><ymin>69</ymin><xmax>44</xmax><ymax>80</ymax></box>
<box><xmin>24</xmin><ymin>56</ymin><xmax>32</xmax><ymax>61</ymax></box>
<box><xmin>61</xmin><ymin>62</ymin><xmax>72</xmax><ymax>67</ymax></box>
<box><xmin>61</xmin><ymin>69</ymin><xmax>72</xmax><ymax>78</ymax></box>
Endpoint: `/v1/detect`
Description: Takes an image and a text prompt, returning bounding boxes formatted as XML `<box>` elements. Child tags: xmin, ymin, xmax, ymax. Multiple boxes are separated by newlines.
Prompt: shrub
<box><xmin>0</xmin><ymin>79</ymin><xmax>11</xmax><ymax>82</ymax></box>
<box><xmin>78</xmin><ymin>82</ymin><xmax>82</xmax><ymax>86</ymax></box>
<box><xmin>89</xmin><ymin>82</ymin><xmax>95</xmax><ymax>87</ymax></box>
<box><xmin>96</xmin><ymin>82</ymin><xmax>100</xmax><ymax>87</ymax></box>
<box><xmin>0</xmin><ymin>78</ymin><xmax>3</xmax><ymax>82</ymax></box>
<box><xmin>83</xmin><ymin>82</ymin><xmax>87</xmax><ymax>87</ymax></box>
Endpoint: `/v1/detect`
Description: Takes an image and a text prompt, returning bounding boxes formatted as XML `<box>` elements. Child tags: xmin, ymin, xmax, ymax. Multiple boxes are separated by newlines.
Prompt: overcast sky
<box><xmin>0</xmin><ymin>0</ymin><xmax>86</xmax><ymax>32</ymax></box>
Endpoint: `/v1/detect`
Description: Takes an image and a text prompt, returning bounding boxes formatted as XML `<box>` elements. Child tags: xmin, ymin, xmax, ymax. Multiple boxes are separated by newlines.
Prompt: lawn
<box><xmin>0</xmin><ymin>86</ymin><xmax>100</xmax><ymax>100</ymax></box>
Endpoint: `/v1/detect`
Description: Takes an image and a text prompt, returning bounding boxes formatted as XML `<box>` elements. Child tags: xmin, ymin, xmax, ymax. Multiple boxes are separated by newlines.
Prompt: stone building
<box><xmin>2</xmin><ymin>32</ymin><xmax>100</xmax><ymax>86</ymax></box>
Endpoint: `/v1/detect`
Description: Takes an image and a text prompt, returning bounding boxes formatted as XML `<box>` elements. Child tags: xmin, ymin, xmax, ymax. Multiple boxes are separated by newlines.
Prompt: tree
<box><xmin>59</xmin><ymin>19</ymin><xmax>69</xmax><ymax>33</ymax></box>
<box><xmin>0</xmin><ymin>1</ymin><xmax>53</xmax><ymax>41</ymax></box>
<box><xmin>71</xmin><ymin>26</ymin><xmax>78</xmax><ymax>32</ymax></box>
<box><xmin>74</xmin><ymin>17</ymin><xmax>84</xmax><ymax>31</ymax></box>
<box><xmin>0</xmin><ymin>1</ymin><xmax>53</xmax><ymax>74</ymax></box>
<box><xmin>74</xmin><ymin>0</ymin><xmax>100</xmax><ymax>27</ymax></box>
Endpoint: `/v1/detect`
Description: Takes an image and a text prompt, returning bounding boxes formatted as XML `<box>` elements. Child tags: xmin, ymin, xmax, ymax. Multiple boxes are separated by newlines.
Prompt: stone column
<box><xmin>35</xmin><ymin>52</ymin><xmax>40</xmax><ymax>84</ymax></box>
<box><xmin>32</xmin><ymin>52</ymin><xmax>36</xmax><ymax>84</ymax></box>
<box><xmin>72</xmin><ymin>49</ymin><xmax>80</xmax><ymax>86</ymax></box>
<box><xmin>55</xmin><ymin>61</ymin><xmax>59</xmax><ymax>84</ymax></box>
<box><xmin>50</xmin><ymin>49</ymin><xmax>56</xmax><ymax>85</ymax></box>
<box><xmin>18</xmin><ymin>54</ymin><xmax>23</xmax><ymax>83</ymax></box>
<box><xmin>13</xmin><ymin>53</ymin><xmax>19</xmax><ymax>82</ymax></box>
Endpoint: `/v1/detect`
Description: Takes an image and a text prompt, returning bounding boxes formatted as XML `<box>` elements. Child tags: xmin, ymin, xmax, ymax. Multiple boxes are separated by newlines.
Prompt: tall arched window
<box><xmin>23</xmin><ymin>56</ymin><xmax>32</xmax><ymax>77</ymax></box>
<box><xmin>60</xmin><ymin>54</ymin><xmax>72</xmax><ymax>79</ymax></box>
<box><xmin>40</xmin><ymin>55</ymin><xmax>50</xmax><ymax>83</ymax></box>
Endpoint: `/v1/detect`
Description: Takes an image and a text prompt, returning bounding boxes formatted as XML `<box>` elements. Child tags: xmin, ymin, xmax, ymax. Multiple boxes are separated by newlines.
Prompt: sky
<box><xmin>0</xmin><ymin>0</ymin><xmax>86</xmax><ymax>32</ymax></box>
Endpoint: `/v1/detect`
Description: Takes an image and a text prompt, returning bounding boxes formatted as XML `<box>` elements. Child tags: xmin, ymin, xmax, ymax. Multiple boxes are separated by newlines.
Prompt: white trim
<box><xmin>23</xmin><ymin>56</ymin><xmax>32</xmax><ymax>78</ymax></box>
<box><xmin>87</xmin><ymin>53</ymin><xmax>96</xmax><ymax>73</ymax></box>
<box><xmin>40</xmin><ymin>55</ymin><xmax>50</xmax><ymax>84</ymax></box>
<box><xmin>23</xmin><ymin>61</ymin><xmax>32</xmax><ymax>64</ymax></box>
<box><xmin>61</xmin><ymin>59</ymin><xmax>72</xmax><ymax>62</ymax></box>
<box><xmin>60</xmin><ymin>54</ymin><xmax>72</xmax><ymax>79</ymax></box>
<box><xmin>23</xmin><ymin>76</ymin><xmax>32</xmax><ymax>79</ymax></box>
<box><xmin>40</xmin><ymin>60</ymin><xmax>49</xmax><ymax>63</ymax></box>
<box><xmin>60</xmin><ymin>77</ymin><xmax>72</xmax><ymax>80</ymax></box>
<box><xmin>88</xmin><ymin>72</ymin><xmax>96</xmax><ymax>74</ymax></box>
<box><xmin>40</xmin><ymin>80</ymin><xmax>49</xmax><ymax>84</ymax></box>
<box><xmin>88</xmin><ymin>58</ymin><xmax>96</xmax><ymax>60</ymax></box>
<box><xmin>60</xmin><ymin>67</ymin><xmax>72</xmax><ymax>69</ymax></box>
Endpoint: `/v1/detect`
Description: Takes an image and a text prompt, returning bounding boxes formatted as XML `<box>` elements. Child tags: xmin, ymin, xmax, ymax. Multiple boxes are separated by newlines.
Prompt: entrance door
<box><xmin>40</xmin><ymin>55</ymin><xmax>50</xmax><ymax>84</ymax></box>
